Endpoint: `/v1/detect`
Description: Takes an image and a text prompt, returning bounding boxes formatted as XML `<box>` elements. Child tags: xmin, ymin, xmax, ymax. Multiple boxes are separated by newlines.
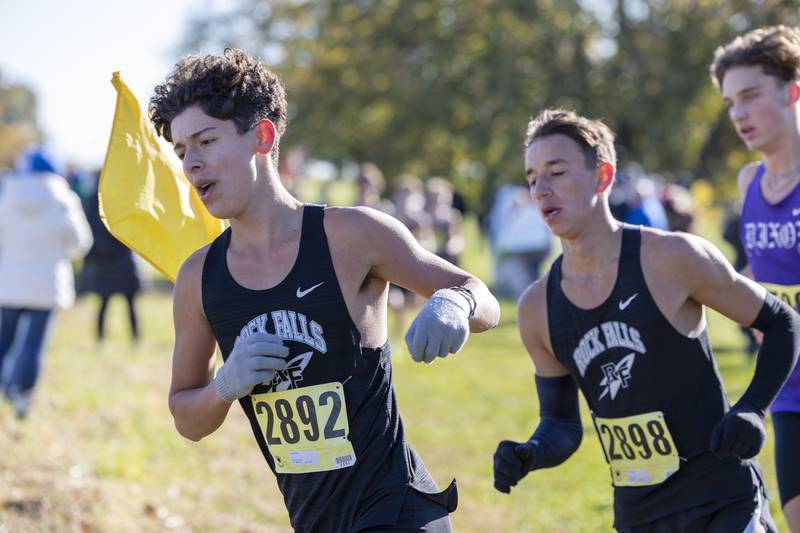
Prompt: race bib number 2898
<box><xmin>762</xmin><ymin>283</ymin><xmax>800</xmax><ymax>312</ymax></box>
<box><xmin>251</xmin><ymin>382</ymin><xmax>356</xmax><ymax>474</ymax></box>
<box><xmin>593</xmin><ymin>411</ymin><xmax>679</xmax><ymax>487</ymax></box>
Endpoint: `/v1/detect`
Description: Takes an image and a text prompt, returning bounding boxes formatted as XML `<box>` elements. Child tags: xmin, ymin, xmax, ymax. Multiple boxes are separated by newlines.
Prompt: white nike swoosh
<box><xmin>792</xmin><ymin>207</ymin><xmax>800</xmax><ymax>217</ymax></box>
<box><xmin>296</xmin><ymin>282</ymin><xmax>324</xmax><ymax>298</ymax></box>
<box><xmin>618</xmin><ymin>293</ymin><xmax>638</xmax><ymax>310</ymax></box>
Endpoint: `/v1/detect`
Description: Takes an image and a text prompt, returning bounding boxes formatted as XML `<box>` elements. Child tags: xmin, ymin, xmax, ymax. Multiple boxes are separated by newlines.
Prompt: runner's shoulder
<box><xmin>518</xmin><ymin>273</ymin><xmax>549</xmax><ymax>326</ymax></box>
<box><xmin>736</xmin><ymin>161</ymin><xmax>762</xmax><ymax>196</ymax></box>
<box><xmin>640</xmin><ymin>227</ymin><xmax>730</xmax><ymax>286</ymax></box>
<box><xmin>640</xmin><ymin>227</ymin><xmax>710</xmax><ymax>268</ymax></box>
<box><xmin>323</xmin><ymin>204</ymin><xmax>385</xmax><ymax>226</ymax></box>
<box><xmin>175</xmin><ymin>243</ymin><xmax>213</xmax><ymax>290</ymax></box>
<box><xmin>324</xmin><ymin>205</ymin><xmax>408</xmax><ymax>244</ymax></box>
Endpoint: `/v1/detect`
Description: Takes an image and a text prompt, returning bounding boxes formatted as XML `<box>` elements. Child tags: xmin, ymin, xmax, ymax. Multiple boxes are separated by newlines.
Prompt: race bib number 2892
<box><xmin>251</xmin><ymin>382</ymin><xmax>356</xmax><ymax>474</ymax></box>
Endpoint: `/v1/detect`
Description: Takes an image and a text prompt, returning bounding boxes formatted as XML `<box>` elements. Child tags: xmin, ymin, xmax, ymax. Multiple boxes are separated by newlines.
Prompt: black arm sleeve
<box><xmin>739</xmin><ymin>292</ymin><xmax>800</xmax><ymax>413</ymax></box>
<box><xmin>528</xmin><ymin>374</ymin><xmax>583</xmax><ymax>470</ymax></box>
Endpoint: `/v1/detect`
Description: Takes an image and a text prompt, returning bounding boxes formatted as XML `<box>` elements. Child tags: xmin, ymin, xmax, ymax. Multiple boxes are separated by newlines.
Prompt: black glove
<box><xmin>709</xmin><ymin>402</ymin><xmax>766</xmax><ymax>459</ymax></box>
<box><xmin>493</xmin><ymin>376</ymin><xmax>584</xmax><ymax>494</ymax></box>
<box><xmin>493</xmin><ymin>440</ymin><xmax>536</xmax><ymax>493</ymax></box>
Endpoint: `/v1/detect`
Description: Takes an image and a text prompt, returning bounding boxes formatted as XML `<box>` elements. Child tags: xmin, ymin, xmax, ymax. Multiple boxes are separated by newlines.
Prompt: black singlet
<box><xmin>546</xmin><ymin>226</ymin><xmax>759</xmax><ymax>528</ymax></box>
<box><xmin>201</xmin><ymin>205</ymin><xmax>442</xmax><ymax>532</ymax></box>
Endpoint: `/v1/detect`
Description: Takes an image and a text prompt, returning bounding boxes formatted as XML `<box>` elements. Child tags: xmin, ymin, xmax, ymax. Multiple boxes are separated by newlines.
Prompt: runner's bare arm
<box><xmin>672</xmin><ymin>233</ymin><xmax>766</xmax><ymax>326</ymax></box>
<box><xmin>518</xmin><ymin>277</ymin><xmax>570</xmax><ymax>377</ymax></box>
<box><xmin>669</xmin><ymin>233</ymin><xmax>800</xmax><ymax>458</ymax></box>
<box><xmin>168</xmin><ymin>247</ymin><xmax>233</xmax><ymax>441</ymax></box>
<box><xmin>666</xmin><ymin>233</ymin><xmax>799</xmax><ymax>409</ymax></box>
<box><xmin>330</xmin><ymin>206</ymin><xmax>500</xmax><ymax>332</ymax></box>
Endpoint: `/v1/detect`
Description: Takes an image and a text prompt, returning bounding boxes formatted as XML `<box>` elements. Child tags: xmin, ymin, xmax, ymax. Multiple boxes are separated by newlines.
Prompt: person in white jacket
<box><xmin>0</xmin><ymin>145</ymin><xmax>92</xmax><ymax>418</ymax></box>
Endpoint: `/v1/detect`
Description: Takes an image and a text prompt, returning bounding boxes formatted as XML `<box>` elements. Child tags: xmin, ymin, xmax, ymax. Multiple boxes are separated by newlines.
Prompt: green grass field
<box><xmin>0</xmin><ymin>213</ymin><xmax>789</xmax><ymax>532</ymax></box>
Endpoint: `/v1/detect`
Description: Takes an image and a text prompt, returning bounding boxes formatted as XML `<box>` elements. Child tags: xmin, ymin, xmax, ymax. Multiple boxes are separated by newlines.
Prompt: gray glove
<box><xmin>215</xmin><ymin>332</ymin><xmax>289</xmax><ymax>402</ymax></box>
<box><xmin>405</xmin><ymin>288</ymin><xmax>471</xmax><ymax>364</ymax></box>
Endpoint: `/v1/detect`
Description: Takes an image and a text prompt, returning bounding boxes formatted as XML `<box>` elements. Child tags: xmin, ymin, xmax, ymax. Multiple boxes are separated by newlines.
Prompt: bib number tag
<box><xmin>251</xmin><ymin>382</ymin><xmax>356</xmax><ymax>474</ymax></box>
<box><xmin>762</xmin><ymin>282</ymin><xmax>800</xmax><ymax>312</ymax></box>
<box><xmin>593</xmin><ymin>411</ymin><xmax>679</xmax><ymax>487</ymax></box>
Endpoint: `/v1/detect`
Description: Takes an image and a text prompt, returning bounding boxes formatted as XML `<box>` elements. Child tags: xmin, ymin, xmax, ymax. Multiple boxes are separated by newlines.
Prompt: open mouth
<box><xmin>196</xmin><ymin>181</ymin><xmax>216</xmax><ymax>200</ymax></box>
<box><xmin>542</xmin><ymin>206</ymin><xmax>562</xmax><ymax>220</ymax></box>
<box><xmin>739</xmin><ymin>126</ymin><xmax>756</xmax><ymax>139</ymax></box>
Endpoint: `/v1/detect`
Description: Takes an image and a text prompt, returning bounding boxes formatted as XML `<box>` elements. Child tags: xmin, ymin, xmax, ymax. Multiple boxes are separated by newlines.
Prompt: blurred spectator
<box><xmin>608</xmin><ymin>166</ymin><xmax>632</xmax><ymax>221</ymax></box>
<box><xmin>0</xmin><ymin>145</ymin><xmax>92</xmax><ymax>418</ymax></box>
<box><xmin>723</xmin><ymin>201</ymin><xmax>748</xmax><ymax>272</ymax></box>
<box><xmin>488</xmin><ymin>184</ymin><xmax>552</xmax><ymax>299</ymax></box>
<box><xmin>451</xmin><ymin>189</ymin><xmax>468</xmax><ymax>216</ymax></box>
<box><xmin>389</xmin><ymin>174</ymin><xmax>435</xmax><ymax>339</ymax></box>
<box><xmin>661</xmin><ymin>183</ymin><xmax>697</xmax><ymax>233</ymax></box>
<box><xmin>82</xmin><ymin>171</ymin><xmax>142</xmax><ymax>346</ymax></box>
<box><xmin>66</xmin><ymin>167</ymin><xmax>96</xmax><ymax>199</ymax></box>
<box><xmin>356</xmin><ymin>162</ymin><xmax>395</xmax><ymax>214</ymax></box>
<box><xmin>425</xmin><ymin>177</ymin><xmax>465</xmax><ymax>266</ymax></box>
<box><xmin>278</xmin><ymin>146</ymin><xmax>306</xmax><ymax>197</ymax></box>
<box><xmin>623</xmin><ymin>176</ymin><xmax>669</xmax><ymax>230</ymax></box>
<box><xmin>392</xmin><ymin>174</ymin><xmax>436</xmax><ymax>251</ymax></box>
<box><xmin>722</xmin><ymin>201</ymin><xmax>759</xmax><ymax>357</ymax></box>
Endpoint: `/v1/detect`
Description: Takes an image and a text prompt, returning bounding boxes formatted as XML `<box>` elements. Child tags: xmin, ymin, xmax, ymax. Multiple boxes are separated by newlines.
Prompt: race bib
<box><xmin>251</xmin><ymin>382</ymin><xmax>356</xmax><ymax>474</ymax></box>
<box><xmin>762</xmin><ymin>282</ymin><xmax>800</xmax><ymax>311</ymax></box>
<box><xmin>593</xmin><ymin>411</ymin><xmax>679</xmax><ymax>487</ymax></box>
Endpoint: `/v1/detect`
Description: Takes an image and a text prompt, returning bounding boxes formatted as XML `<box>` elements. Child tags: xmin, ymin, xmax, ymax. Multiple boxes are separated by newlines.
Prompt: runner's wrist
<box><xmin>731</xmin><ymin>399</ymin><xmax>766</xmax><ymax>418</ymax></box>
<box><xmin>214</xmin><ymin>371</ymin><xmax>237</xmax><ymax>403</ymax></box>
<box><xmin>434</xmin><ymin>286</ymin><xmax>476</xmax><ymax>318</ymax></box>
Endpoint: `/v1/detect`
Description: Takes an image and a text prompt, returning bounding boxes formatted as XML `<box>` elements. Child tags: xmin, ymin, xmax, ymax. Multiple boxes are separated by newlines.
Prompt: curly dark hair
<box><xmin>524</xmin><ymin>109</ymin><xmax>617</xmax><ymax>168</ymax></box>
<box><xmin>149</xmin><ymin>48</ymin><xmax>288</xmax><ymax>162</ymax></box>
<box><xmin>710</xmin><ymin>25</ymin><xmax>800</xmax><ymax>89</ymax></box>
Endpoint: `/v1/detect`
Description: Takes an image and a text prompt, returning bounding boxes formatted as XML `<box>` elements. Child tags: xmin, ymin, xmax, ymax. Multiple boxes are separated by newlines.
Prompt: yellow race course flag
<box><xmin>99</xmin><ymin>72</ymin><xmax>225</xmax><ymax>282</ymax></box>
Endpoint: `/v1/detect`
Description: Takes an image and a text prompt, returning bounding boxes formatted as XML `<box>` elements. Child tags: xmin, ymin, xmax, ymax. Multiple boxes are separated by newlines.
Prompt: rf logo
<box><xmin>598</xmin><ymin>353</ymin><xmax>636</xmax><ymax>400</ymax></box>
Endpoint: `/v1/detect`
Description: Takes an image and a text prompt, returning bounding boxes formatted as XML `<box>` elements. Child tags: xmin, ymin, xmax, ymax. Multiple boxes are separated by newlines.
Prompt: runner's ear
<box><xmin>255</xmin><ymin>119</ymin><xmax>276</xmax><ymax>155</ymax></box>
<box><xmin>789</xmin><ymin>82</ymin><xmax>800</xmax><ymax>107</ymax></box>
<box><xmin>597</xmin><ymin>162</ymin><xmax>615</xmax><ymax>194</ymax></box>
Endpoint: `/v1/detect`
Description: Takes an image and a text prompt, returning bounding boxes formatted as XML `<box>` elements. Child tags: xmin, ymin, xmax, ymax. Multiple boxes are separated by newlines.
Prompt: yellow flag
<box><xmin>99</xmin><ymin>72</ymin><xmax>225</xmax><ymax>282</ymax></box>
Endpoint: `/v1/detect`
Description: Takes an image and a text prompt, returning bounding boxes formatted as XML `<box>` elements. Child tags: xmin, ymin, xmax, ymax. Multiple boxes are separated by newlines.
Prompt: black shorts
<box><xmin>357</xmin><ymin>487</ymin><xmax>453</xmax><ymax>533</ymax></box>
<box><xmin>617</xmin><ymin>471</ymin><xmax>776</xmax><ymax>533</ymax></box>
<box><xmin>773</xmin><ymin>411</ymin><xmax>800</xmax><ymax>506</ymax></box>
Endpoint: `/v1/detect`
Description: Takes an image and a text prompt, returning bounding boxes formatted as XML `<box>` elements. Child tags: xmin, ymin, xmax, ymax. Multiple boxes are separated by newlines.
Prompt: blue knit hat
<box><xmin>13</xmin><ymin>144</ymin><xmax>66</xmax><ymax>176</ymax></box>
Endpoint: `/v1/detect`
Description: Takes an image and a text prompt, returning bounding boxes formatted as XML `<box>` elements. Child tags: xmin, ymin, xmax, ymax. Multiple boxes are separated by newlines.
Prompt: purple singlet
<box><xmin>740</xmin><ymin>163</ymin><xmax>800</xmax><ymax>413</ymax></box>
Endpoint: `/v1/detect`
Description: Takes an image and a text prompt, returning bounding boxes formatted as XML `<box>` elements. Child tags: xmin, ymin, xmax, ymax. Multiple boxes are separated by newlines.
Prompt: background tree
<box><xmin>182</xmin><ymin>0</ymin><xmax>800</xmax><ymax>211</ymax></box>
<box><xmin>0</xmin><ymin>71</ymin><xmax>40</xmax><ymax>171</ymax></box>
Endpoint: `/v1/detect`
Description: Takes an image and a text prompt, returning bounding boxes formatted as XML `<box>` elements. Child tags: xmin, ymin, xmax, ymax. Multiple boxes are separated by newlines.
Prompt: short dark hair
<box><xmin>149</xmin><ymin>48</ymin><xmax>288</xmax><ymax>162</ymax></box>
<box><xmin>524</xmin><ymin>109</ymin><xmax>616</xmax><ymax>168</ymax></box>
<box><xmin>710</xmin><ymin>25</ymin><xmax>800</xmax><ymax>89</ymax></box>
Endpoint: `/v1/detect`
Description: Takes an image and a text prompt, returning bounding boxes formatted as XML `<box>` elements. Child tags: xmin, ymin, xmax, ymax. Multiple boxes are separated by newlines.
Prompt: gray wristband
<box><xmin>447</xmin><ymin>286</ymin><xmax>476</xmax><ymax>318</ymax></box>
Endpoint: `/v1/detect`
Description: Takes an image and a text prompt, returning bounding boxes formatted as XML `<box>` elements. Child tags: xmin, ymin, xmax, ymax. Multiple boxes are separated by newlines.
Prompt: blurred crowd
<box><xmin>351</xmin><ymin>160</ymin><xmax>703</xmax><ymax>300</ymax></box>
<box><xmin>0</xmin><ymin>143</ymin><xmax>746</xmax><ymax>418</ymax></box>
<box><xmin>348</xmin><ymin>160</ymin><xmax>712</xmax><ymax>336</ymax></box>
<box><xmin>0</xmin><ymin>145</ymin><xmax>143</xmax><ymax>418</ymax></box>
